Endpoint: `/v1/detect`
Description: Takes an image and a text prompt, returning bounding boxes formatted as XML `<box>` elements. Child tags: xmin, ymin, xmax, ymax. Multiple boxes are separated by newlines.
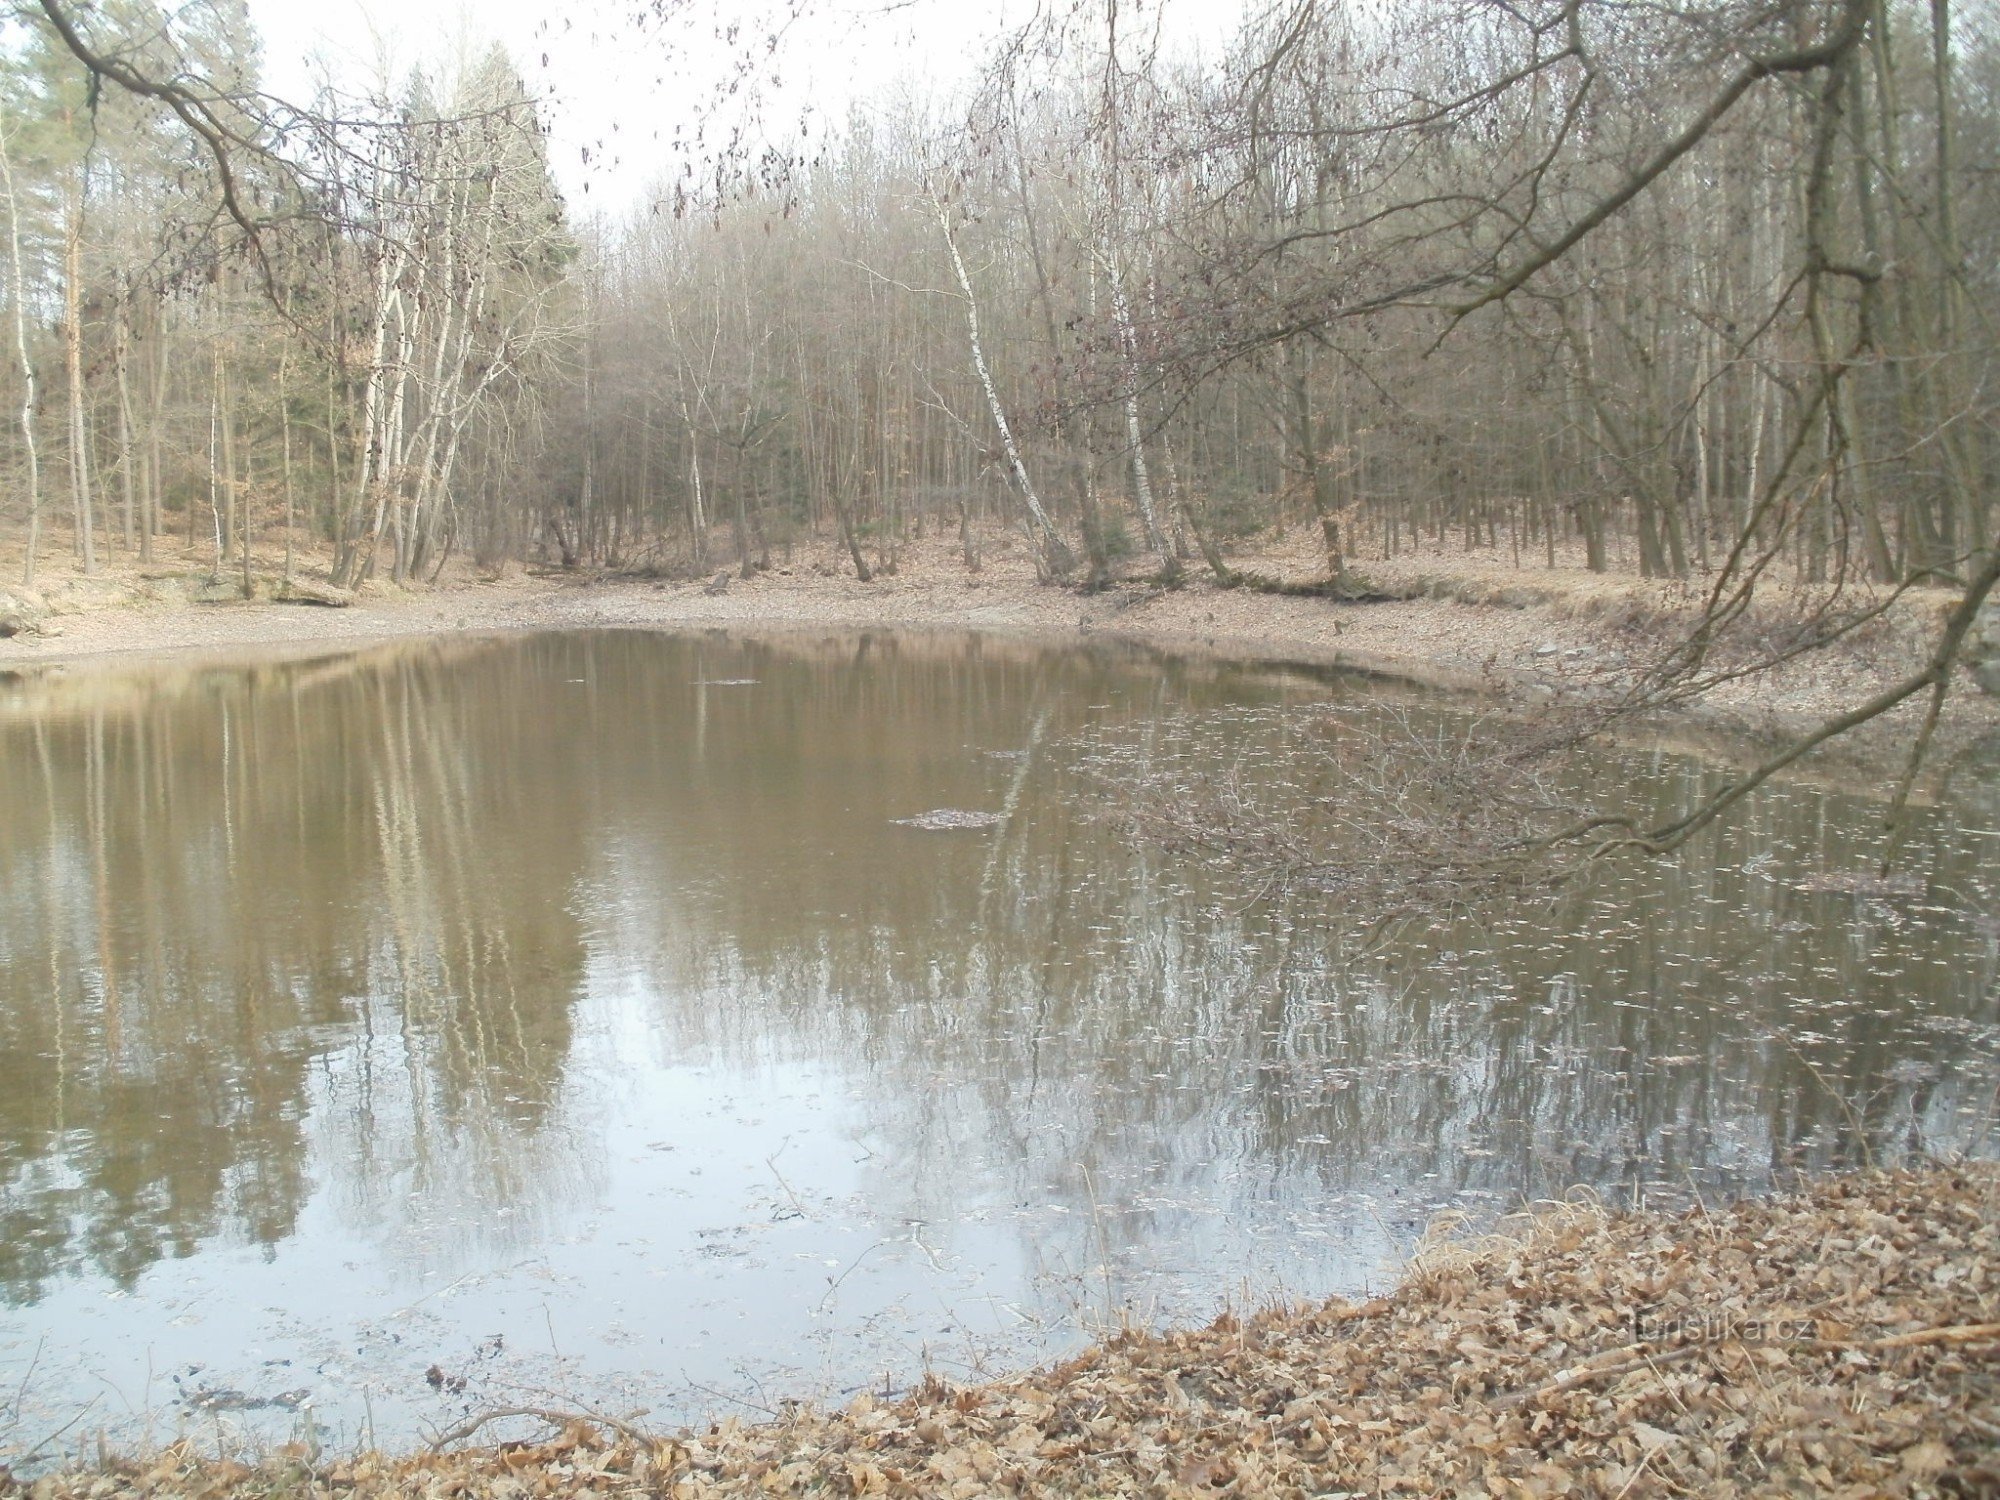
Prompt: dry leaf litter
<box><xmin>7</xmin><ymin>1163</ymin><xmax>1996</xmax><ymax>1499</ymax></box>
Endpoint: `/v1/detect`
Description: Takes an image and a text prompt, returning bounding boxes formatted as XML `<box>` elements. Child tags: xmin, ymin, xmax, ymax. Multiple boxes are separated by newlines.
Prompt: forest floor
<box><xmin>5</xmin><ymin>1162</ymin><xmax>1997</xmax><ymax>1498</ymax></box>
<box><xmin>2</xmin><ymin>522</ymin><xmax>1993</xmax><ymax>767</ymax></box>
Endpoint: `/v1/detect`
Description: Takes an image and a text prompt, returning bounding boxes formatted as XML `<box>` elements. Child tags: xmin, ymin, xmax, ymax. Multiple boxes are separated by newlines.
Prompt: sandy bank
<box><xmin>3</xmin><ymin>531</ymin><xmax>1991</xmax><ymax>761</ymax></box>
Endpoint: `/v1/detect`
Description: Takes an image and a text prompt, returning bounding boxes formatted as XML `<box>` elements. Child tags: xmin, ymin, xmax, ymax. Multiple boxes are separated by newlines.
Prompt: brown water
<box><xmin>1</xmin><ymin>630</ymin><xmax>1996</xmax><ymax>1460</ymax></box>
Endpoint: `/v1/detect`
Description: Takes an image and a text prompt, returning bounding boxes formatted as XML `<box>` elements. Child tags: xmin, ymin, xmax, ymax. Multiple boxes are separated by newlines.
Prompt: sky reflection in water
<box><xmin>1</xmin><ymin>630</ymin><xmax>1995</xmax><ymax>1456</ymax></box>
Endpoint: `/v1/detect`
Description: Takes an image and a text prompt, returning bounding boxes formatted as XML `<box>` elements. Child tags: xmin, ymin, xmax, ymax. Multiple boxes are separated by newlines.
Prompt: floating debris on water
<box><xmin>1796</xmin><ymin>869</ymin><xmax>1927</xmax><ymax>897</ymax></box>
<box><xmin>892</xmin><ymin>808</ymin><xmax>1006</xmax><ymax>831</ymax></box>
<box><xmin>176</xmin><ymin>1387</ymin><xmax>313</xmax><ymax>1414</ymax></box>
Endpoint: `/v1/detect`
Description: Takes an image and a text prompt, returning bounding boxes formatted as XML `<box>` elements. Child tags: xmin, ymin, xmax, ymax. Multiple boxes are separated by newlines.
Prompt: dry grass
<box><xmin>8</xmin><ymin>1163</ymin><xmax>1996</xmax><ymax>1498</ymax></box>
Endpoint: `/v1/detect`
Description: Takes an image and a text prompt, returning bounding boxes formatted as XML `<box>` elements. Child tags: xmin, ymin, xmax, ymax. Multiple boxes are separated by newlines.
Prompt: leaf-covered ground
<box><xmin>9</xmin><ymin>1164</ymin><xmax>1996</xmax><ymax>1498</ymax></box>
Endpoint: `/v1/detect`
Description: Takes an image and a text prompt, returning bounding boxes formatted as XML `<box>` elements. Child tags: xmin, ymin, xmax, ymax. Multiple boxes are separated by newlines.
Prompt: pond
<box><xmin>1</xmin><ymin>629</ymin><xmax>1996</xmax><ymax>1460</ymax></box>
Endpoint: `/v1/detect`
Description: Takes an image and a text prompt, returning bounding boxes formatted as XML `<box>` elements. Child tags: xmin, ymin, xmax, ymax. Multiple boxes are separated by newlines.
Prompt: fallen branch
<box><xmin>428</xmin><ymin>1404</ymin><xmax>658</xmax><ymax>1452</ymax></box>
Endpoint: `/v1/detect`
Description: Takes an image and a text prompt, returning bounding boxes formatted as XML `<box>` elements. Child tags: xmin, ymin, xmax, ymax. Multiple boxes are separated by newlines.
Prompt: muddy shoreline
<box><xmin>3</xmin><ymin>532</ymin><xmax>1993</xmax><ymax>776</ymax></box>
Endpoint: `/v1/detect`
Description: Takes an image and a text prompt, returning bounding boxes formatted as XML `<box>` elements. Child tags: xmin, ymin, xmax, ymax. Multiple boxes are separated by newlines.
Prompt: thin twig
<box><xmin>428</xmin><ymin>1403</ymin><xmax>657</xmax><ymax>1452</ymax></box>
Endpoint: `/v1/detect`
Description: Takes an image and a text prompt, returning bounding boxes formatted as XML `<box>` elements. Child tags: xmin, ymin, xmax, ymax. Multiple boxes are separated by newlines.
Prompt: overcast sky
<box><xmin>242</xmin><ymin>0</ymin><xmax>1055</xmax><ymax>214</ymax></box>
<box><xmin>242</xmin><ymin>0</ymin><xmax>1245</xmax><ymax>216</ymax></box>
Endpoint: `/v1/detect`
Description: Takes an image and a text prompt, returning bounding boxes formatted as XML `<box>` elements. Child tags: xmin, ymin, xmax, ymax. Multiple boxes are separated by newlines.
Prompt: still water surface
<box><xmin>1</xmin><ymin>630</ymin><xmax>1996</xmax><ymax>1456</ymax></box>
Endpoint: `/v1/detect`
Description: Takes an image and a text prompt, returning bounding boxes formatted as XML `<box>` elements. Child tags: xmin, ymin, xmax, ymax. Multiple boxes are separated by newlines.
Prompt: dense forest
<box><xmin>0</xmin><ymin>0</ymin><xmax>1994</xmax><ymax>604</ymax></box>
<box><xmin>6</xmin><ymin>5</ymin><xmax>2000</xmax><ymax>1480</ymax></box>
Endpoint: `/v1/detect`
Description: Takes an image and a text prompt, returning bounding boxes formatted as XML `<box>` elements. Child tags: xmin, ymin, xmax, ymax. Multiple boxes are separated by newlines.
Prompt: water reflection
<box><xmin>0</xmin><ymin>632</ymin><xmax>1994</xmax><ymax>1455</ymax></box>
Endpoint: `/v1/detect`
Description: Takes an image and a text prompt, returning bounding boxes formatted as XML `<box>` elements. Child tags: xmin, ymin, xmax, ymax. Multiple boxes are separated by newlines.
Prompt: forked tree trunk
<box><xmin>1286</xmin><ymin>344</ymin><xmax>1345</xmax><ymax>587</ymax></box>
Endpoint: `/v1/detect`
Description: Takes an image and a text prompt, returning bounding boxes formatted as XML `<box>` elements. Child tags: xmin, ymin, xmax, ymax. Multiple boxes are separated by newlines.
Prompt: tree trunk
<box><xmin>65</xmin><ymin>194</ymin><xmax>96</xmax><ymax>575</ymax></box>
<box><xmin>1</xmin><ymin>131</ymin><xmax>41</xmax><ymax>588</ymax></box>
<box><xmin>1285</xmin><ymin>344</ymin><xmax>1346</xmax><ymax>586</ymax></box>
<box><xmin>114</xmin><ymin>282</ymin><xmax>136</xmax><ymax>556</ymax></box>
<box><xmin>1103</xmin><ymin>238</ymin><xmax>1175</xmax><ymax>578</ymax></box>
<box><xmin>934</xmin><ymin>199</ymin><xmax>1073</xmax><ymax>580</ymax></box>
<box><xmin>280</xmin><ymin>309</ymin><xmax>295</xmax><ymax>581</ymax></box>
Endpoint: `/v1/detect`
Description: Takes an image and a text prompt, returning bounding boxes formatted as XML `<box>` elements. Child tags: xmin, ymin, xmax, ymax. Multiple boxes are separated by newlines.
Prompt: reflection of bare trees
<box><xmin>321</xmin><ymin>650</ymin><xmax>602</xmax><ymax>1265</ymax></box>
<box><xmin>0</xmin><ymin>668</ymin><xmax>368</xmax><ymax>1300</ymax></box>
<box><xmin>556</xmin><ymin>644</ymin><xmax>2000</xmax><ymax>1249</ymax></box>
<box><xmin>0</xmin><ymin>639</ymin><xmax>595</xmax><ymax>1301</ymax></box>
<box><xmin>0</xmin><ymin>631</ymin><xmax>1993</xmax><ymax>1318</ymax></box>
<box><xmin>1084</xmin><ymin>706</ymin><xmax>1582</xmax><ymax>916</ymax></box>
